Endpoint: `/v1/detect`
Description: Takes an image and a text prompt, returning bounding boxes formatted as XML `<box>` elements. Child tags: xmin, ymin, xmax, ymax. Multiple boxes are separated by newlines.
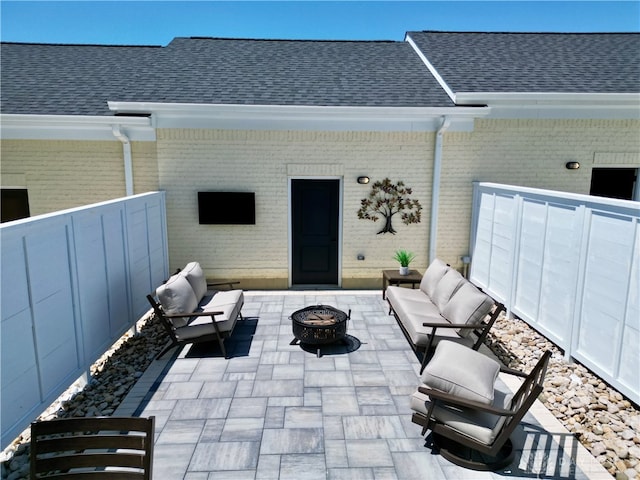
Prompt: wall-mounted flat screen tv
<box><xmin>198</xmin><ymin>192</ymin><xmax>256</xmax><ymax>225</ymax></box>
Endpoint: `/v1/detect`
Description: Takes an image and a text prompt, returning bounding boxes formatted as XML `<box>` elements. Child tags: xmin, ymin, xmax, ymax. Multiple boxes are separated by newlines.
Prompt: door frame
<box><xmin>288</xmin><ymin>176</ymin><xmax>343</xmax><ymax>288</ymax></box>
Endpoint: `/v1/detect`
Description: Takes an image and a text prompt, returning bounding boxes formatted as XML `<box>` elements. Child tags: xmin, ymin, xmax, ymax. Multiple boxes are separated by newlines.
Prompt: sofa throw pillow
<box><xmin>421</xmin><ymin>341</ymin><xmax>500</xmax><ymax>405</ymax></box>
<box><xmin>156</xmin><ymin>274</ymin><xmax>198</xmax><ymax>318</ymax></box>
<box><xmin>420</xmin><ymin>259</ymin><xmax>449</xmax><ymax>298</ymax></box>
<box><xmin>181</xmin><ymin>261</ymin><xmax>207</xmax><ymax>301</ymax></box>
<box><xmin>431</xmin><ymin>269</ymin><xmax>465</xmax><ymax>311</ymax></box>
<box><xmin>441</xmin><ymin>282</ymin><xmax>494</xmax><ymax>338</ymax></box>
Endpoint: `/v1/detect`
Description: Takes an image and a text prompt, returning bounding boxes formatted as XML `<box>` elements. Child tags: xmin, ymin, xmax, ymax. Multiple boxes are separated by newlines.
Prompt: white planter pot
<box><xmin>399</xmin><ymin>266</ymin><xmax>410</xmax><ymax>275</ymax></box>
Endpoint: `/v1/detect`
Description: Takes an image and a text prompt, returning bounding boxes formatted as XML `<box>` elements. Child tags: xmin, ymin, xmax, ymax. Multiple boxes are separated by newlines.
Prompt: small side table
<box><xmin>382</xmin><ymin>269</ymin><xmax>423</xmax><ymax>299</ymax></box>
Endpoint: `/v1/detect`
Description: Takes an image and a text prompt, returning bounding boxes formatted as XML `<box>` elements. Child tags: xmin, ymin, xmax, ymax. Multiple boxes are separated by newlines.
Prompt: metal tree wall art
<box><xmin>357</xmin><ymin>178</ymin><xmax>422</xmax><ymax>234</ymax></box>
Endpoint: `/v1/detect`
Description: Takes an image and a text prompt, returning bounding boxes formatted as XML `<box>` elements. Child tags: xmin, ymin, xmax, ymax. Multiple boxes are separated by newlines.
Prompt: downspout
<box><xmin>428</xmin><ymin>116</ymin><xmax>451</xmax><ymax>263</ymax></box>
<box><xmin>112</xmin><ymin>125</ymin><xmax>134</xmax><ymax>196</ymax></box>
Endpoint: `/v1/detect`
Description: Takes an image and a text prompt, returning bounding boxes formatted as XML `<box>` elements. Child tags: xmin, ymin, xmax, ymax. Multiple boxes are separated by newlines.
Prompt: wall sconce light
<box><xmin>357</xmin><ymin>176</ymin><xmax>370</xmax><ymax>184</ymax></box>
<box><xmin>565</xmin><ymin>162</ymin><xmax>580</xmax><ymax>170</ymax></box>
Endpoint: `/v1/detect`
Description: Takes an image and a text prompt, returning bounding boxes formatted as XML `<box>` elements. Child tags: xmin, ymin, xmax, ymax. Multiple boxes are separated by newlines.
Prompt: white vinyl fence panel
<box><xmin>1</xmin><ymin>192</ymin><xmax>168</xmax><ymax>449</ymax></box>
<box><xmin>470</xmin><ymin>183</ymin><xmax>640</xmax><ymax>405</ymax></box>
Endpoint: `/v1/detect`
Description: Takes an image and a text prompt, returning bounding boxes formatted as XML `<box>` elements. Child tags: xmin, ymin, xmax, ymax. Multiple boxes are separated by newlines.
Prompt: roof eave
<box><xmin>107</xmin><ymin>101</ymin><xmax>491</xmax><ymax>132</ymax></box>
<box><xmin>454</xmin><ymin>92</ymin><xmax>640</xmax><ymax>119</ymax></box>
<box><xmin>0</xmin><ymin>114</ymin><xmax>156</xmax><ymax>141</ymax></box>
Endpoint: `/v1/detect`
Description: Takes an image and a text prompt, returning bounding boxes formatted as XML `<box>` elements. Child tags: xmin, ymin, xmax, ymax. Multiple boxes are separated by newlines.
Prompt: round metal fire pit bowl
<box><xmin>290</xmin><ymin>305</ymin><xmax>351</xmax><ymax>357</ymax></box>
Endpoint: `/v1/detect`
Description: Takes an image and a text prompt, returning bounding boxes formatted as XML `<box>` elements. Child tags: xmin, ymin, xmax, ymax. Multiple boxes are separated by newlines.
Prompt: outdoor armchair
<box><xmin>410</xmin><ymin>341</ymin><xmax>552</xmax><ymax>471</ymax></box>
<box><xmin>30</xmin><ymin>416</ymin><xmax>154</xmax><ymax>479</ymax></box>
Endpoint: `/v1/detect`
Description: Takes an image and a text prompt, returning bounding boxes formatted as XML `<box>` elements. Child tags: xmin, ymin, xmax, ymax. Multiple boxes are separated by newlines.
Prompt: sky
<box><xmin>1</xmin><ymin>1</ymin><xmax>639</xmax><ymax>46</ymax></box>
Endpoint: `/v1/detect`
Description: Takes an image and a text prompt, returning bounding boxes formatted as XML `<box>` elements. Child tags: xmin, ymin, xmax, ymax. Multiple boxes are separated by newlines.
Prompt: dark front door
<box><xmin>292</xmin><ymin>179</ymin><xmax>340</xmax><ymax>285</ymax></box>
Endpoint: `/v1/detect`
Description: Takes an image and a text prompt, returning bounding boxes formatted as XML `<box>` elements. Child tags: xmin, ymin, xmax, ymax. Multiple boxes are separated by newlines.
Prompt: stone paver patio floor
<box><xmin>115</xmin><ymin>290</ymin><xmax>609</xmax><ymax>479</ymax></box>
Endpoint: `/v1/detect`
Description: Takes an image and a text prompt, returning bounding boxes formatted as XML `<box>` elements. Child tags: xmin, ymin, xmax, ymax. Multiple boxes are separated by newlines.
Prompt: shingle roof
<box><xmin>154</xmin><ymin>38</ymin><xmax>454</xmax><ymax>107</ymax></box>
<box><xmin>0</xmin><ymin>43</ymin><xmax>162</xmax><ymax>116</ymax></box>
<box><xmin>407</xmin><ymin>31</ymin><xmax>640</xmax><ymax>94</ymax></box>
<box><xmin>0</xmin><ymin>37</ymin><xmax>454</xmax><ymax>116</ymax></box>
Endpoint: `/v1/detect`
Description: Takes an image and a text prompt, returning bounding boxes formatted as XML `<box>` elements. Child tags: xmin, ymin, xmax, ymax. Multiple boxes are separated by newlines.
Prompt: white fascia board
<box><xmin>0</xmin><ymin>114</ymin><xmax>156</xmax><ymax>141</ymax></box>
<box><xmin>405</xmin><ymin>33</ymin><xmax>457</xmax><ymax>103</ymax></box>
<box><xmin>455</xmin><ymin>92</ymin><xmax>640</xmax><ymax>119</ymax></box>
<box><xmin>107</xmin><ymin>101</ymin><xmax>489</xmax><ymax>132</ymax></box>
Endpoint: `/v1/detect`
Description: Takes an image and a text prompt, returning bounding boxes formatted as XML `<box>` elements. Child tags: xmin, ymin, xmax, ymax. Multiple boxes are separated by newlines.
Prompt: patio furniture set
<box><xmin>29</xmin><ymin>259</ymin><xmax>550</xmax><ymax>476</ymax></box>
<box><xmin>385</xmin><ymin>258</ymin><xmax>506</xmax><ymax>373</ymax></box>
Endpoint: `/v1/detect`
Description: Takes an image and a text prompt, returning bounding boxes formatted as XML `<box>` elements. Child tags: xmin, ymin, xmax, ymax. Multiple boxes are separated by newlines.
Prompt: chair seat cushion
<box><xmin>400</xmin><ymin>312</ymin><xmax>449</xmax><ymax>347</ymax></box>
<box><xmin>174</xmin><ymin>322</ymin><xmax>217</xmax><ymax>341</ymax></box>
<box><xmin>410</xmin><ymin>385</ymin><xmax>513</xmax><ymax>445</ymax></box>
<box><xmin>420</xmin><ymin>341</ymin><xmax>500</xmax><ymax>404</ymax></box>
<box><xmin>387</xmin><ymin>286</ymin><xmax>441</xmax><ymax>317</ymax></box>
<box><xmin>195</xmin><ymin>290</ymin><xmax>244</xmax><ymax>334</ymax></box>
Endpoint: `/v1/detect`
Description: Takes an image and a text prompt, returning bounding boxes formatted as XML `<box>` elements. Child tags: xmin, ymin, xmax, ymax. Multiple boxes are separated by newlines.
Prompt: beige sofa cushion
<box><xmin>420</xmin><ymin>341</ymin><xmax>500</xmax><ymax>405</ymax></box>
<box><xmin>386</xmin><ymin>286</ymin><xmax>440</xmax><ymax>317</ymax></box>
<box><xmin>403</xmin><ymin>312</ymin><xmax>451</xmax><ymax>347</ymax></box>
<box><xmin>441</xmin><ymin>282</ymin><xmax>494</xmax><ymax>338</ymax></box>
<box><xmin>181</xmin><ymin>261</ymin><xmax>207</xmax><ymax>301</ymax></box>
<box><xmin>431</xmin><ymin>269</ymin><xmax>465</xmax><ymax>311</ymax></box>
<box><xmin>156</xmin><ymin>274</ymin><xmax>198</xmax><ymax>323</ymax></box>
<box><xmin>420</xmin><ymin>259</ymin><xmax>449</xmax><ymax>297</ymax></box>
<box><xmin>196</xmin><ymin>290</ymin><xmax>244</xmax><ymax>334</ymax></box>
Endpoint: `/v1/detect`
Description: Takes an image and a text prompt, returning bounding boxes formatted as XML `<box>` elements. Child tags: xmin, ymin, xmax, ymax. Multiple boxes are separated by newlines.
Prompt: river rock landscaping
<box><xmin>0</xmin><ymin>315</ymin><xmax>168</xmax><ymax>480</ymax></box>
<box><xmin>485</xmin><ymin>316</ymin><xmax>640</xmax><ymax>479</ymax></box>
<box><xmin>2</xmin><ymin>310</ymin><xmax>638</xmax><ymax>479</ymax></box>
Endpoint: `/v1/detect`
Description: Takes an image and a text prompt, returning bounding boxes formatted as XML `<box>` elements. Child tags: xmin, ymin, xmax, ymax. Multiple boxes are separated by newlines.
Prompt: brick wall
<box><xmin>156</xmin><ymin>129</ymin><xmax>434</xmax><ymax>287</ymax></box>
<box><xmin>0</xmin><ymin>140</ymin><xmax>159</xmax><ymax>216</ymax></box>
<box><xmin>3</xmin><ymin>118</ymin><xmax>638</xmax><ymax>289</ymax></box>
<box><xmin>437</xmin><ymin>119</ymin><xmax>640</xmax><ymax>269</ymax></box>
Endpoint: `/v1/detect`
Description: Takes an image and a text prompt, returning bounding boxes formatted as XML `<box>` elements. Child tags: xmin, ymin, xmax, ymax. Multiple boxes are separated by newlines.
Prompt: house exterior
<box><xmin>2</xmin><ymin>31</ymin><xmax>639</xmax><ymax>289</ymax></box>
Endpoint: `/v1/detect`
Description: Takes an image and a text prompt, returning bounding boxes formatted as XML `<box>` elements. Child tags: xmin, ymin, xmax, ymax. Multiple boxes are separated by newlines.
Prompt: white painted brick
<box><xmin>3</xmin><ymin>118</ymin><xmax>638</xmax><ymax>287</ymax></box>
<box><xmin>1</xmin><ymin>140</ymin><xmax>158</xmax><ymax>216</ymax></box>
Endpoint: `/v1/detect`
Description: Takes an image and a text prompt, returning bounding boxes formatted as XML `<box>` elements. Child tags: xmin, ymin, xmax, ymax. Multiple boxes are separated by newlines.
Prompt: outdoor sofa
<box><xmin>147</xmin><ymin>261</ymin><xmax>244</xmax><ymax>358</ymax></box>
<box><xmin>386</xmin><ymin>259</ymin><xmax>504</xmax><ymax>372</ymax></box>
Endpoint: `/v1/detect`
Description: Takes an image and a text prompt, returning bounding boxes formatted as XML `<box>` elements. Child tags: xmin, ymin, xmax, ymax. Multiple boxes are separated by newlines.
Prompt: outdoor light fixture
<box><xmin>357</xmin><ymin>176</ymin><xmax>370</xmax><ymax>184</ymax></box>
<box><xmin>565</xmin><ymin>162</ymin><xmax>580</xmax><ymax>170</ymax></box>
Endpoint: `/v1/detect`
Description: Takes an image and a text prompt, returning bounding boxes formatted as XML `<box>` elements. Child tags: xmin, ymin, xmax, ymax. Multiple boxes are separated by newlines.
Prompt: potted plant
<box><xmin>393</xmin><ymin>249</ymin><xmax>416</xmax><ymax>275</ymax></box>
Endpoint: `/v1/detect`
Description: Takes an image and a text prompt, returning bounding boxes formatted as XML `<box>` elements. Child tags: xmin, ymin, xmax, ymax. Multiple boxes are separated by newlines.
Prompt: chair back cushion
<box><xmin>156</xmin><ymin>274</ymin><xmax>198</xmax><ymax>317</ymax></box>
<box><xmin>441</xmin><ymin>282</ymin><xmax>494</xmax><ymax>337</ymax></box>
<box><xmin>431</xmin><ymin>269</ymin><xmax>465</xmax><ymax>311</ymax></box>
<box><xmin>181</xmin><ymin>261</ymin><xmax>207</xmax><ymax>301</ymax></box>
<box><xmin>420</xmin><ymin>341</ymin><xmax>500</xmax><ymax>404</ymax></box>
<box><xmin>420</xmin><ymin>259</ymin><xmax>449</xmax><ymax>297</ymax></box>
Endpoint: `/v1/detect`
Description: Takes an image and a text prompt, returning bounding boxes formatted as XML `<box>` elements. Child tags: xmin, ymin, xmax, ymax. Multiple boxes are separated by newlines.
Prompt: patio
<box><xmin>113</xmin><ymin>290</ymin><xmax>607</xmax><ymax>480</ymax></box>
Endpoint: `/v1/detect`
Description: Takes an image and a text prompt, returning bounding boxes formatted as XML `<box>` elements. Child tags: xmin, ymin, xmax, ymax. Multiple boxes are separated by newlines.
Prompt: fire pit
<box><xmin>290</xmin><ymin>305</ymin><xmax>351</xmax><ymax>357</ymax></box>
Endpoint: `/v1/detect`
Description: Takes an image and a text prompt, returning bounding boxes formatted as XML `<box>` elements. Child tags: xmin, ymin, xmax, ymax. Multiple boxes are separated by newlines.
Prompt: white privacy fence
<box><xmin>1</xmin><ymin>192</ymin><xmax>168</xmax><ymax>449</ymax></box>
<box><xmin>469</xmin><ymin>182</ymin><xmax>640</xmax><ymax>405</ymax></box>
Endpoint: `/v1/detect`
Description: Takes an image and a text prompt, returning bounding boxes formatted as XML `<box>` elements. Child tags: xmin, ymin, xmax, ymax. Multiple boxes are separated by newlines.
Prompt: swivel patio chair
<box><xmin>410</xmin><ymin>341</ymin><xmax>551</xmax><ymax>471</ymax></box>
<box><xmin>30</xmin><ymin>416</ymin><xmax>154</xmax><ymax>479</ymax></box>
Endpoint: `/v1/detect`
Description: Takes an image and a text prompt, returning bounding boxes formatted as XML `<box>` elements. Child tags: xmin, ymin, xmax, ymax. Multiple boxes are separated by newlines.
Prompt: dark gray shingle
<box><xmin>407</xmin><ymin>31</ymin><xmax>640</xmax><ymax>94</ymax></box>
<box><xmin>1</xmin><ymin>43</ymin><xmax>162</xmax><ymax>115</ymax></box>
<box><xmin>1</xmin><ymin>37</ymin><xmax>454</xmax><ymax>116</ymax></box>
